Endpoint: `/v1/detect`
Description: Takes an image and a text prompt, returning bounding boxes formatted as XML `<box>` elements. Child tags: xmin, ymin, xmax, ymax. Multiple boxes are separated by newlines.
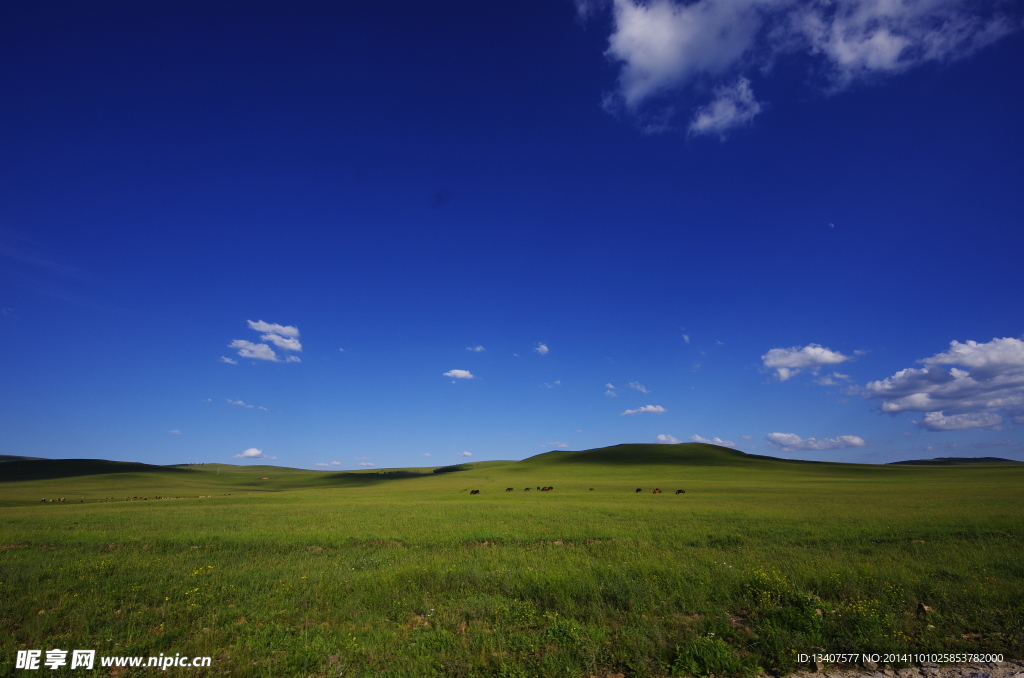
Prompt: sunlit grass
<box><xmin>1</xmin><ymin>445</ymin><xmax>1022</xmax><ymax>677</ymax></box>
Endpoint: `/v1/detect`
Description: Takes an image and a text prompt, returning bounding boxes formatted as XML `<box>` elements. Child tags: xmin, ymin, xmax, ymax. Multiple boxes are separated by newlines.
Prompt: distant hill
<box><xmin>888</xmin><ymin>456</ymin><xmax>1024</xmax><ymax>466</ymax></box>
<box><xmin>0</xmin><ymin>454</ymin><xmax>43</xmax><ymax>462</ymax></box>
<box><xmin>0</xmin><ymin>458</ymin><xmax>193</xmax><ymax>482</ymax></box>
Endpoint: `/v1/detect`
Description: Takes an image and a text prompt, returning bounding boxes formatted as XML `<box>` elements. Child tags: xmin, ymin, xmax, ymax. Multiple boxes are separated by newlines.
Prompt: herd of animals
<box><xmin>469</xmin><ymin>487</ymin><xmax>686</xmax><ymax>495</ymax></box>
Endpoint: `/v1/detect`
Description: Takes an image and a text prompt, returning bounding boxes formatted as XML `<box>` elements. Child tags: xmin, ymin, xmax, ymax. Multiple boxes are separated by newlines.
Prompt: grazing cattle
<box><xmin>524</xmin><ymin>487</ymin><xmax>530</xmax><ymax>491</ymax></box>
<box><xmin>589</xmin><ymin>488</ymin><xmax>594</xmax><ymax>491</ymax></box>
<box><xmin>635</xmin><ymin>488</ymin><xmax>642</xmax><ymax>493</ymax></box>
<box><xmin>469</xmin><ymin>490</ymin><xmax>480</xmax><ymax>495</ymax></box>
<box><xmin>540</xmin><ymin>486</ymin><xmax>553</xmax><ymax>491</ymax></box>
<box><xmin>675</xmin><ymin>489</ymin><xmax>686</xmax><ymax>494</ymax></box>
<box><xmin>653</xmin><ymin>489</ymin><xmax>662</xmax><ymax>494</ymax></box>
<box><xmin>505</xmin><ymin>488</ymin><xmax>514</xmax><ymax>492</ymax></box>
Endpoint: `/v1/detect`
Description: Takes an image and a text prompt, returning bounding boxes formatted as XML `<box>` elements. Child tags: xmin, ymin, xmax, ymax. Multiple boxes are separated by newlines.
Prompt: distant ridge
<box><xmin>888</xmin><ymin>456</ymin><xmax>1023</xmax><ymax>466</ymax></box>
<box><xmin>0</xmin><ymin>458</ymin><xmax>192</xmax><ymax>482</ymax></box>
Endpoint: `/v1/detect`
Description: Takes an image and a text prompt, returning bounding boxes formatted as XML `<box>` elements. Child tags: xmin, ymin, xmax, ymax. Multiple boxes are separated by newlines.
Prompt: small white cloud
<box><xmin>234</xmin><ymin>447</ymin><xmax>276</xmax><ymax>460</ymax></box>
<box><xmin>229</xmin><ymin>340</ymin><xmax>278</xmax><ymax>362</ymax></box>
<box><xmin>458</xmin><ymin>451</ymin><xmax>473</xmax><ymax>457</ymax></box>
<box><xmin>535</xmin><ymin>343</ymin><xmax>549</xmax><ymax>355</ymax></box>
<box><xmin>422</xmin><ymin>453</ymin><xmax>431</xmax><ymax>456</ymax></box>
<box><xmin>689</xmin><ymin>77</ymin><xmax>762</xmax><ymax>138</ymax></box>
<box><xmin>466</xmin><ymin>345</ymin><xmax>485</xmax><ymax>352</ymax></box>
<box><xmin>202</xmin><ymin>398</ymin><xmax>212</xmax><ymax>402</ymax></box>
<box><xmin>762</xmin><ymin>343</ymin><xmax>852</xmax><ymax>381</ymax></box>
<box><xmin>220</xmin><ymin>356</ymin><xmax>238</xmax><ymax>365</ymax></box>
<box><xmin>682</xmin><ymin>334</ymin><xmax>690</xmax><ymax>343</ymax></box>
<box><xmin>247</xmin><ymin>320</ymin><xmax>299</xmax><ymax>338</ymax></box>
<box><xmin>542</xmin><ymin>380</ymin><xmax>561</xmax><ymax>388</ymax></box>
<box><xmin>605</xmin><ymin>383</ymin><xmax>615</xmax><ymax>389</ymax></box>
<box><xmin>766</xmin><ymin>432</ymin><xmax>866</xmax><ymax>451</ymax></box>
<box><xmin>227</xmin><ymin>399</ymin><xmax>254</xmax><ymax>409</ymax></box>
<box><xmin>741</xmin><ymin>435</ymin><xmax>753</xmax><ymax>440</ymax></box>
<box><xmin>315</xmin><ymin>461</ymin><xmax>342</xmax><ymax>467</ymax></box>
<box><xmin>622</xmin><ymin>405</ymin><xmax>666</xmax><ymax>415</ymax></box>
<box><xmin>284</xmin><ymin>356</ymin><xmax>301</xmax><ymax>363</ymax></box>
<box><xmin>443</xmin><ymin>369</ymin><xmax>475</xmax><ymax>379</ymax></box>
<box><xmin>339</xmin><ymin>347</ymin><xmax>345</xmax><ymax>352</ymax></box>
<box><xmin>690</xmin><ymin>434</ymin><xmax>737</xmax><ymax>447</ymax></box>
<box><xmin>576</xmin><ymin>429</ymin><xmax>583</xmax><ymax>433</ymax></box>
<box><xmin>605</xmin><ymin>390</ymin><xmax>618</xmax><ymax>396</ymax></box>
<box><xmin>627</xmin><ymin>381</ymin><xmax>650</xmax><ymax>393</ymax></box>
<box><xmin>258</xmin><ymin>406</ymin><xmax>269</xmax><ymax>411</ymax></box>
<box><xmin>656</xmin><ymin>434</ymin><xmax>681</xmax><ymax>444</ymax></box>
<box><xmin>543</xmin><ymin>442</ymin><xmax>569</xmax><ymax>449</ymax></box>
<box><xmin>260</xmin><ymin>333</ymin><xmax>302</xmax><ymax>351</ymax></box>
<box><xmin>356</xmin><ymin>462</ymin><xmax>375</xmax><ymax>467</ymax></box>
<box><xmin>168</xmin><ymin>430</ymin><xmax>181</xmax><ymax>435</ymax></box>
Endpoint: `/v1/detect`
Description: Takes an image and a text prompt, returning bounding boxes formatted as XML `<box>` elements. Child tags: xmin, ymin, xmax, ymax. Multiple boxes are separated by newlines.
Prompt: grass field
<box><xmin>1</xmin><ymin>443</ymin><xmax>1022</xmax><ymax>677</ymax></box>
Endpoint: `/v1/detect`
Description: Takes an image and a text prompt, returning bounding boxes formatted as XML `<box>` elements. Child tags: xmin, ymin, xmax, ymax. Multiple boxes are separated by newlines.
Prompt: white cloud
<box><xmin>356</xmin><ymin>462</ymin><xmax>375</xmax><ymax>467</ymax></box>
<box><xmin>226</xmin><ymin>320</ymin><xmax>301</xmax><ymax>362</ymax></box>
<box><xmin>766</xmin><ymin>432</ymin><xmax>867</xmax><ymax>451</ymax></box>
<box><xmin>605</xmin><ymin>389</ymin><xmax>618</xmax><ymax>397</ymax></box>
<box><xmin>916</xmin><ymin>411</ymin><xmax>1003</xmax><ymax>431</ymax></box>
<box><xmin>220</xmin><ymin>356</ymin><xmax>238</xmax><ymax>365</ymax></box>
<box><xmin>864</xmin><ymin>337</ymin><xmax>1024</xmax><ymax>431</ymax></box>
<box><xmin>689</xmin><ymin>77</ymin><xmax>762</xmax><ymax>137</ymax></box>
<box><xmin>543</xmin><ymin>442</ymin><xmax>569</xmax><ymax>449</ymax></box>
<box><xmin>234</xmin><ymin>447</ymin><xmax>277</xmax><ymax>460</ymax></box>
<box><xmin>229</xmin><ymin>340</ymin><xmax>278</xmax><ymax>362</ymax></box>
<box><xmin>315</xmin><ymin>461</ymin><xmax>342</xmax><ymax>467</ymax></box>
<box><xmin>622</xmin><ymin>404</ymin><xmax>667</xmax><ymax>415</ymax></box>
<box><xmin>458</xmin><ymin>451</ymin><xmax>473</xmax><ymax>457</ymax></box>
<box><xmin>627</xmin><ymin>381</ymin><xmax>650</xmax><ymax>393</ymax></box>
<box><xmin>261</xmin><ymin>333</ymin><xmax>302</xmax><ymax>351</ymax></box>
<box><xmin>762</xmin><ymin>343</ymin><xmax>851</xmax><ymax>380</ymax></box>
<box><xmin>168</xmin><ymin>430</ymin><xmax>181</xmax><ymax>435</ymax></box>
<box><xmin>258</xmin><ymin>406</ymin><xmax>269</xmax><ymax>411</ymax></box>
<box><xmin>535</xmin><ymin>343</ymin><xmax>550</xmax><ymax>355</ymax></box>
<box><xmin>466</xmin><ymin>345</ymin><xmax>485</xmax><ymax>352</ymax></box>
<box><xmin>656</xmin><ymin>434</ymin><xmax>681</xmax><ymax>443</ymax></box>
<box><xmin>741</xmin><ymin>435</ymin><xmax>753</xmax><ymax>440</ymax></box>
<box><xmin>339</xmin><ymin>347</ymin><xmax>345</xmax><ymax>352</ymax></box>
<box><xmin>227</xmin><ymin>399</ymin><xmax>253</xmax><ymax>408</ymax></box>
<box><xmin>247</xmin><ymin>320</ymin><xmax>299</xmax><ymax>338</ymax></box>
<box><xmin>284</xmin><ymin>356</ymin><xmax>301</xmax><ymax>363</ymax></box>
<box><xmin>542</xmin><ymin>380</ymin><xmax>562</xmax><ymax>388</ymax></box>
<box><xmin>422</xmin><ymin>452</ymin><xmax>431</xmax><ymax>456</ymax></box>
<box><xmin>443</xmin><ymin>369</ymin><xmax>475</xmax><ymax>379</ymax></box>
<box><xmin>589</xmin><ymin>0</ymin><xmax>1016</xmax><ymax>133</ymax></box>
<box><xmin>682</xmin><ymin>334</ymin><xmax>690</xmax><ymax>343</ymax></box>
<box><xmin>690</xmin><ymin>434</ymin><xmax>737</xmax><ymax>447</ymax></box>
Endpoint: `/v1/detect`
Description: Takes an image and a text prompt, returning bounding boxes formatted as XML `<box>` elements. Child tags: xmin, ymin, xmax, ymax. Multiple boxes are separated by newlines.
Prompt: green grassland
<box><xmin>1</xmin><ymin>443</ymin><xmax>1022</xmax><ymax>677</ymax></box>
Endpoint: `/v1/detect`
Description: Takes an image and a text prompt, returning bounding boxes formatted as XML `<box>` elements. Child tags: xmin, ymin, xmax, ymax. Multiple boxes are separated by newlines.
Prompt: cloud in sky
<box><xmin>864</xmin><ymin>337</ymin><xmax>1024</xmax><ymax>431</ymax></box>
<box><xmin>168</xmin><ymin>429</ymin><xmax>181</xmax><ymax>435</ymax></box>
<box><xmin>688</xmin><ymin>77</ymin><xmax>762</xmax><ymax>138</ymax></box>
<box><xmin>458</xmin><ymin>451</ymin><xmax>473</xmax><ymax>457</ymax></box>
<box><xmin>227</xmin><ymin>399</ymin><xmax>253</xmax><ymax>408</ymax></box>
<box><xmin>535</xmin><ymin>343</ymin><xmax>549</xmax><ymax>355</ymax></box>
<box><xmin>234</xmin><ymin>447</ymin><xmax>276</xmax><ymax>459</ymax></box>
<box><xmin>656</xmin><ymin>434</ymin><xmax>681</xmax><ymax>443</ymax></box>
<box><xmin>690</xmin><ymin>434</ymin><xmax>737</xmax><ymax>447</ymax></box>
<box><xmin>815</xmin><ymin>371</ymin><xmax>852</xmax><ymax>386</ymax></box>
<box><xmin>466</xmin><ymin>345</ymin><xmax>485</xmax><ymax>352</ymax></box>
<box><xmin>766</xmin><ymin>432</ymin><xmax>866</xmax><ymax>451</ymax></box>
<box><xmin>356</xmin><ymin>462</ymin><xmax>375</xmax><ymax>467</ymax></box>
<box><xmin>588</xmin><ymin>0</ymin><xmax>1016</xmax><ymax>135</ymax></box>
<box><xmin>622</xmin><ymin>404</ymin><xmax>666</xmax><ymax>415</ymax></box>
<box><xmin>682</xmin><ymin>334</ymin><xmax>690</xmax><ymax>343</ymax></box>
<box><xmin>227</xmin><ymin>320</ymin><xmax>302</xmax><ymax>362</ymax></box>
<box><xmin>315</xmin><ymin>461</ymin><xmax>342</xmax><ymax>467</ymax></box>
<box><xmin>443</xmin><ymin>369</ymin><xmax>475</xmax><ymax>379</ymax></box>
<box><xmin>220</xmin><ymin>356</ymin><xmax>238</xmax><ymax>365</ymax></box>
<box><xmin>627</xmin><ymin>381</ymin><xmax>650</xmax><ymax>393</ymax></box>
<box><xmin>543</xmin><ymin>442</ymin><xmax>569</xmax><ymax>449</ymax></box>
<box><xmin>762</xmin><ymin>343</ymin><xmax>851</xmax><ymax>381</ymax></box>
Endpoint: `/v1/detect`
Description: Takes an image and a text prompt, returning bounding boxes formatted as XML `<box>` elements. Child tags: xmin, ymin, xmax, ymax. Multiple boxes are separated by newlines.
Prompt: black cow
<box><xmin>635</xmin><ymin>488</ymin><xmax>642</xmax><ymax>493</ymax></box>
<box><xmin>469</xmin><ymin>490</ymin><xmax>480</xmax><ymax>495</ymax></box>
<box><xmin>505</xmin><ymin>488</ymin><xmax>514</xmax><ymax>492</ymax></box>
<box><xmin>675</xmin><ymin>489</ymin><xmax>686</xmax><ymax>494</ymax></box>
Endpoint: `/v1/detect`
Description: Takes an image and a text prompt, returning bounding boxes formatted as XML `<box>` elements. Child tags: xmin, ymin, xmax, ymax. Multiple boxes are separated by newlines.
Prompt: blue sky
<box><xmin>2</xmin><ymin>0</ymin><xmax>1023</xmax><ymax>468</ymax></box>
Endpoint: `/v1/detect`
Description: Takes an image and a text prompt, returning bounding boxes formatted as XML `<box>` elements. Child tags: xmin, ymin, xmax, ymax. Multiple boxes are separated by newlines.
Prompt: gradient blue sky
<box><xmin>2</xmin><ymin>0</ymin><xmax>1023</xmax><ymax>469</ymax></box>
